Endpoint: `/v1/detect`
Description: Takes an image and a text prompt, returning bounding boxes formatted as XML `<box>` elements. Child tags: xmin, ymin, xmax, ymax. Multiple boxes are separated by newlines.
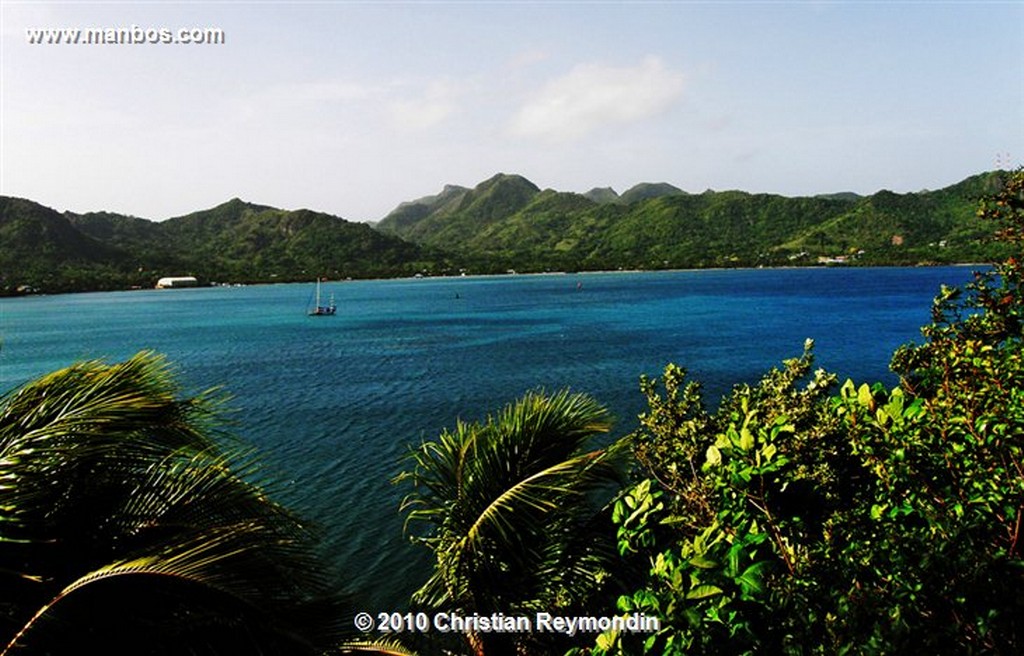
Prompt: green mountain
<box><xmin>580</xmin><ymin>183</ymin><xmax>685</xmax><ymax>205</ymax></box>
<box><xmin>67</xmin><ymin>210</ymin><xmax>179</xmax><ymax>271</ymax></box>
<box><xmin>375</xmin><ymin>184</ymin><xmax>470</xmax><ymax>235</ymax></box>
<box><xmin>618</xmin><ymin>182</ymin><xmax>685</xmax><ymax>204</ymax></box>
<box><xmin>815</xmin><ymin>191</ymin><xmax>863</xmax><ymax>202</ymax></box>
<box><xmin>1</xmin><ymin>196</ymin><xmax>134</xmax><ymax>293</ymax></box>
<box><xmin>583</xmin><ymin>187</ymin><xmax>620</xmax><ymax>204</ymax></box>
<box><xmin>378</xmin><ymin>171</ymin><xmax>1010</xmax><ymax>272</ymax></box>
<box><xmin>2</xmin><ymin>197</ymin><xmax>428</xmax><ymax>295</ymax></box>
<box><xmin>378</xmin><ymin>173</ymin><xmax>541</xmax><ymax>248</ymax></box>
<box><xmin>148</xmin><ymin>199</ymin><xmax>425</xmax><ymax>281</ymax></box>
<box><xmin>780</xmin><ymin>174</ymin><xmax>1008</xmax><ymax>263</ymax></box>
<box><xmin>1</xmin><ymin>170</ymin><xmax>1011</xmax><ymax>295</ymax></box>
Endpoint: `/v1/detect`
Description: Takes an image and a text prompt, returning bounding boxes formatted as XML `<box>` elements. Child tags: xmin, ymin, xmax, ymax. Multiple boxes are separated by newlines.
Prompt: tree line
<box><xmin>2</xmin><ymin>171</ymin><xmax>1014</xmax><ymax>296</ymax></box>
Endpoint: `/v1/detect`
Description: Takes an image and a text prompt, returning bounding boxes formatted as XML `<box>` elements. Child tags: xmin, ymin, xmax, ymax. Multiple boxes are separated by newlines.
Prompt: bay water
<box><xmin>0</xmin><ymin>266</ymin><xmax>979</xmax><ymax>610</ymax></box>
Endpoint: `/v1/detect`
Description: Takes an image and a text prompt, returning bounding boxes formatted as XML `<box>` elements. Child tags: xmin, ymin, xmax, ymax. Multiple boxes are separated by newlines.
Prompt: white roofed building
<box><xmin>155</xmin><ymin>276</ymin><xmax>198</xmax><ymax>289</ymax></box>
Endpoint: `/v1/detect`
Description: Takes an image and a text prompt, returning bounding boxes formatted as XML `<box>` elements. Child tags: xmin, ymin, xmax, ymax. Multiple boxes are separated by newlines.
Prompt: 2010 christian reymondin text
<box><xmin>362</xmin><ymin>610</ymin><xmax>660</xmax><ymax>636</ymax></box>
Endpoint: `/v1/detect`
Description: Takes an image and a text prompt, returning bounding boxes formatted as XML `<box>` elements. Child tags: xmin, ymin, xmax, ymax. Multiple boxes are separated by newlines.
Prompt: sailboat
<box><xmin>308</xmin><ymin>278</ymin><xmax>337</xmax><ymax>316</ymax></box>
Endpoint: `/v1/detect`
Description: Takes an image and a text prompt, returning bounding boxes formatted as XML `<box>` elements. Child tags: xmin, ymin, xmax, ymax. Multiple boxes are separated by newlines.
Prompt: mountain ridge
<box><xmin>1</xmin><ymin>170</ymin><xmax>1012</xmax><ymax>295</ymax></box>
<box><xmin>375</xmin><ymin>170</ymin><xmax>1009</xmax><ymax>273</ymax></box>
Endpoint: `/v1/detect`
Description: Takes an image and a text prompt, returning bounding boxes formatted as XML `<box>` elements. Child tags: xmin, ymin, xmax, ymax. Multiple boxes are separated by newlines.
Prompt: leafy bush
<box><xmin>588</xmin><ymin>169</ymin><xmax>1024</xmax><ymax>655</ymax></box>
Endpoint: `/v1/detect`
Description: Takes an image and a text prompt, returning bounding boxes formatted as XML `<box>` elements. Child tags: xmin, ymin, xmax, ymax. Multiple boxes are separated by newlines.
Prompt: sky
<box><xmin>1</xmin><ymin>1</ymin><xmax>1022</xmax><ymax>223</ymax></box>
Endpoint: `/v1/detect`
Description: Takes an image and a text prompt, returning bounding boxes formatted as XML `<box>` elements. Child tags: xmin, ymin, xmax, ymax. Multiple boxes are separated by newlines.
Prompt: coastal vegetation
<box><xmin>0</xmin><ymin>169</ymin><xmax>1021</xmax><ymax>654</ymax></box>
<box><xmin>0</xmin><ymin>171</ymin><xmax>1012</xmax><ymax>296</ymax></box>
<box><xmin>0</xmin><ymin>352</ymin><xmax>347</xmax><ymax>654</ymax></box>
<box><xmin>585</xmin><ymin>167</ymin><xmax>1024</xmax><ymax>655</ymax></box>
<box><xmin>396</xmin><ymin>391</ymin><xmax>629</xmax><ymax>656</ymax></box>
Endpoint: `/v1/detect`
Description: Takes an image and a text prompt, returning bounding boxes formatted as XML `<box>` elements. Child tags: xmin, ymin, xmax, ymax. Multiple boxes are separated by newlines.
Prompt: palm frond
<box><xmin>398</xmin><ymin>388</ymin><xmax>627</xmax><ymax>622</ymax></box>
<box><xmin>337</xmin><ymin>637</ymin><xmax>423</xmax><ymax>655</ymax></box>
<box><xmin>0</xmin><ymin>352</ymin><xmax>345</xmax><ymax>654</ymax></box>
<box><xmin>0</xmin><ymin>351</ymin><xmax>227</xmax><ymax>453</ymax></box>
<box><xmin>460</xmin><ymin>447</ymin><xmax>619</xmax><ymax>552</ymax></box>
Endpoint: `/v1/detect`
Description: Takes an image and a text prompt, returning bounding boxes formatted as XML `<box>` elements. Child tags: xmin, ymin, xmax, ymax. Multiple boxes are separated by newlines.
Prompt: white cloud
<box><xmin>222</xmin><ymin>78</ymin><xmax>382</xmax><ymax>129</ymax></box>
<box><xmin>282</xmin><ymin>80</ymin><xmax>377</xmax><ymax>103</ymax></box>
<box><xmin>389</xmin><ymin>79</ymin><xmax>459</xmax><ymax>131</ymax></box>
<box><xmin>507</xmin><ymin>47</ymin><xmax>550</xmax><ymax>70</ymax></box>
<box><xmin>508</xmin><ymin>56</ymin><xmax>685</xmax><ymax>142</ymax></box>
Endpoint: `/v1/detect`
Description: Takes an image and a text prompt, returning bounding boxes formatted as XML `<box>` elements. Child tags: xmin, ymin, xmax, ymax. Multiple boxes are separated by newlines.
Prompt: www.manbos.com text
<box><xmin>25</xmin><ymin>26</ymin><xmax>225</xmax><ymax>46</ymax></box>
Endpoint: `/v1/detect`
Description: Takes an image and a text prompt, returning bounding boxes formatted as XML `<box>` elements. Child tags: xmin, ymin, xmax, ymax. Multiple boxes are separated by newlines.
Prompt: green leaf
<box><xmin>739</xmin><ymin>427</ymin><xmax>755</xmax><ymax>451</ymax></box>
<box><xmin>595</xmin><ymin>630</ymin><xmax>618</xmax><ymax>650</ymax></box>
<box><xmin>685</xmin><ymin>584</ymin><xmax>723</xmax><ymax>600</ymax></box>
<box><xmin>705</xmin><ymin>444</ymin><xmax>722</xmax><ymax>467</ymax></box>
<box><xmin>737</xmin><ymin>561</ymin><xmax>769</xmax><ymax>596</ymax></box>
<box><xmin>689</xmin><ymin>555</ymin><xmax>718</xmax><ymax>569</ymax></box>
<box><xmin>857</xmin><ymin>383</ymin><xmax>874</xmax><ymax>409</ymax></box>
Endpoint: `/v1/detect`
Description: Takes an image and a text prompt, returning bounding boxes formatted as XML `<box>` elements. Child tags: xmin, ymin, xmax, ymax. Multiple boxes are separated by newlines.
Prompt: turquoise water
<box><xmin>0</xmin><ymin>266</ymin><xmax>979</xmax><ymax>610</ymax></box>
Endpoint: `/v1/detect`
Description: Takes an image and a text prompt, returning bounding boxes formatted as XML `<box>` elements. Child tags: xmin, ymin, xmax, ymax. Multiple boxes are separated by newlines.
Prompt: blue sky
<box><xmin>2</xmin><ymin>1</ymin><xmax>1022</xmax><ymax>222</ymax></box>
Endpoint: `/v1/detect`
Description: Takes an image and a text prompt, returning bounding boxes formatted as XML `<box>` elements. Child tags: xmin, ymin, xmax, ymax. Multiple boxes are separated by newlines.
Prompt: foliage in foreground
<box><xmin>587</xmin><ymin>168</ymin><xmax>1024</xmax><ymax>655</ymax></box>
<box><xmin>396</xmin><ymin>390</ymin><xmax>629</xmax><ymax>656</ymax></box>
<box><xmin>0</xmin><ymin>352</ymin><xmax>346</xmax><ymax>655</ymax></box>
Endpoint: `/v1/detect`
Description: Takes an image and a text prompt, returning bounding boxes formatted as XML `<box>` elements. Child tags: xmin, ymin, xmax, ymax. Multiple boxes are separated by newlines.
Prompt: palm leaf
<box><xmin>3</xmin><ymin>520</ymin><xmax>330</xmax><ymax>654</ymax></box>
<box><xmin>0</xmin><ymin>352</ymin><xmax>345</xmax><ymax>654</ymax></box>
<box><xmin>337</xmin><ymin>637</ymin><xmax>423</xmax><ymax>655</ymax></box>
<box><xmin>398</xmin><ymin>389</ymin><xmax>627</xmax><ymax>622</ymax></box>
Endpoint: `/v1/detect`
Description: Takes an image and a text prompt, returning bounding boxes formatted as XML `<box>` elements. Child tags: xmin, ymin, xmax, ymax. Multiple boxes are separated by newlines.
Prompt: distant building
<box><xmin>155</xmin><ymin>276</ymin><xmax>198</xmax><ymax>289</ymax></box>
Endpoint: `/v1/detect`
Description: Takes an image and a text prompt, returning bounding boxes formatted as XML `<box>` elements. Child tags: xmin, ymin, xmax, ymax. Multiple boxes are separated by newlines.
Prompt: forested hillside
<box><xmin>1</xmin><ymin>171</ymin><xmax>1010</xmax><ymax>295</ymax></box>
<box><xmin>0</xmin><ymin>197</ymin><xmax>431</xmax><ymax>294</ymax></box>
<box><xmin>378</xmin><ymin>171</ymin><xmax>1010</xmax><ymax>272</ymax></box>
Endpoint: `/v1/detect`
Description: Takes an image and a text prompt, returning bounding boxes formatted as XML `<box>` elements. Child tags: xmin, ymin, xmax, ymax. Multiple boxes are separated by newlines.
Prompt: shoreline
<box><xmin>3</xmin><ymin>261</ymin><xmax>994</xmax><ymax>300</ymax></box>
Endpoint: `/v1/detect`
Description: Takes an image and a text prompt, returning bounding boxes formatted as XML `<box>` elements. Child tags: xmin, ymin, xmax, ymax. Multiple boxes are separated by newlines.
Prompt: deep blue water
<box><xmin>0</xmin><ymin>267</ymin><xmax>979</xmax><ymax>610</ymax></box>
